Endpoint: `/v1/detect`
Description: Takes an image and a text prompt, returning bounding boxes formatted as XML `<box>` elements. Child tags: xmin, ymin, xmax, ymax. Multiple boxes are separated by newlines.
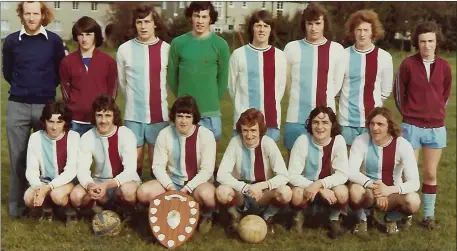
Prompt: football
<box><xmin>237</xmin><ymin>215</ymin><xmax>267</xmax><ymax>243</ymax></box>
<box><xmin>91</xmin><ymin>210</ymin><xmax>122</xmax><ymax>236</ymax></box>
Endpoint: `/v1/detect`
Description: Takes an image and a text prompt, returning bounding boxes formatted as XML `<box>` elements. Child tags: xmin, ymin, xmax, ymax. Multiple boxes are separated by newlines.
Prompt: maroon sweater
<box><xmin>394</xmin><ymin>53</ymin><xmax>452</xmax><ymax>128</ymax></box>
<box><xmin>60</xmin><ymin>49</ymin><xmax>117</xmax><ymax>122</ymax></box>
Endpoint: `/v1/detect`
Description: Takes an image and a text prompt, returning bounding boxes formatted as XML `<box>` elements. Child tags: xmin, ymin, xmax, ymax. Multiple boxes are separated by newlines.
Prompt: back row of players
<box><xmin>3</xmin><ymin>1</ymin><xmax>451</xmax><ymax>239</ymax></box>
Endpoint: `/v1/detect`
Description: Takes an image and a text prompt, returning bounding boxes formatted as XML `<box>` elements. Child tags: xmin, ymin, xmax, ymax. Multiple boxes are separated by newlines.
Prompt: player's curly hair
<box><xmin>366</xmin><ymin>107</ymin><xmax>402</xmax><ymax>138</ymax></box>
<box><xmin>40</xmin><ymin>100</ymin><xmax>72</xmax><ymax>132</ymax></box>
<box><xmin>169</xmin><ymin>95</ymin><xmax>201</xmax><ymax>125</ymax></box>
<box><xmin>16</xmin><ymin>1</ymin><xmax>54</xmax><ymax>27</ymax></box>
<box><xmin>300</xmin><ymin>3</ymin><xmax>331</xmax><ymax>36</ymax></box>
<box><xmin>91</xmin><ymin>95</ymin><xmax>123</xmax><ymax>126</ymax></box>
<box><xmin>185</xmin><ymin>1</ymin><xmax>218</xmax><ymax>24</ymax></box>
<box><xmin>305</xmin><ymin>106</ymin><xmax>341</xmax><ymax>138</ymax></box>
<box><xmin>344</xmin><ymin>9</ymin><xmax>385</xmax><ymax>43</ymax></box>
<box><xmin>236</xmin><ymin>108</ymin><xmax>267</xmax><ymax>137</ymax></box>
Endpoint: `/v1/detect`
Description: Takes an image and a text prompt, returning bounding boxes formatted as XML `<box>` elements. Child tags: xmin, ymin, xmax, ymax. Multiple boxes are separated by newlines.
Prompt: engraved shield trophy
<box><xmin>149</xmin><ymin>190</ymin><xmax>200</xmax><ymax>249</ymax></box>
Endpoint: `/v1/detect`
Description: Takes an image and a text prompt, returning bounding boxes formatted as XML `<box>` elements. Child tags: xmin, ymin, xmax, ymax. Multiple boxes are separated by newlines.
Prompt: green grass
<box><xmin>1</xmin><ymin>48</ymin><xmax>455</xmax><ymax>251</ymax></box>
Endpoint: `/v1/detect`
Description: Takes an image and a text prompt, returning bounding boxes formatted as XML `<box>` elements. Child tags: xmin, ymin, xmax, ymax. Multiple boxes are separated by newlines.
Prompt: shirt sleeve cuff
<box><xmin>321</xmin><ymin>179</ymin><xmax>328</xmax><ymax>189</ymax></box>
<box><xmin>363</xmin><ymin>180</ymin><xmax>373</xmax><ymax>188</ymax></box>
<box><xmin>241</xmin><ymin>184</ymin><xmax>249</xmax><ymax>194</ymax></box>
<box><xmin>31</xmin><ymin>183</ymin><xmax>42</xmax><ymax>190</ymax></box>
<box><xmin>114</xmin><ymin>178</ymin><xmax>121</xmax><ymax>187</ymax></box>
<box><xmin>396</xmin><ymin>185</ymin><xmax>403</xmax><ymax>194</ymax></box>
<box><xmin>185</xmin><ymin>185</ymin><xmax>193</xmax><ymax>193</ymax></box>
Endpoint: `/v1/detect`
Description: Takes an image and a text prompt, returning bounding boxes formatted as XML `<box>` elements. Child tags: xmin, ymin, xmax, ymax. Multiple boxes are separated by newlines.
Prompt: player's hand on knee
<box><xmin>375</xmin><ymin>196</ymin><xmax>388</xmax><ymax>211</ymax></box>
<box><xmin>373</xmin><ymin>181</ymin><xmax>393</xmax><ymax>197</ymax></box>
<box><xmin>90</xmin><ymin>183</ymin><xmax>106</xmax><ymax>200</ymax></box>
<box><xmin>180</xmin><ymin>186</ymin><xmax>191</xmax><ymax>194</ymax></box>
<box><xmin>304</xmin><ymin>181</ymin><xmax>321</xmax><ymax>202</ymax></box>
<box><xmin>247</xmin><ymin>183</ymin><xmax>264</xmax><ymax>202</ymax></box>
<box><xmin>87</xmin><ymin>183</ymin><xmax>97</xmax><ymax>198</ymax></box>
<box><xmin>166</xmin><ymin>184</ymin><xmax>176</xmax><ymax>191</ymax></box>
<box><xmin>33</xmin><ymin>184</ymin><xmax>51</xmax><ymax>207</ymax></box>
<box><xmin>319</xmin><ymin>189</ymin><xmax>337</xmax><ymax>205</ymax></box>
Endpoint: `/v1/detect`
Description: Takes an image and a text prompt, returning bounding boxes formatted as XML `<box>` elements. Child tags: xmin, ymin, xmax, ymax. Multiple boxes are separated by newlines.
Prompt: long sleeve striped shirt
<box><xmin>26</xmin><ymin>130</ymin><xmax>80</xmax><ymax>189</ymax></box>
<box><xmin>228</xmin><ymin>44</ymin><xmax>287</xmax><ymax>129</ymax></box>
<box><xmin>116</xmin><ymin>38</ymin><xmax>169</xmax><ymax>124</ymax></box>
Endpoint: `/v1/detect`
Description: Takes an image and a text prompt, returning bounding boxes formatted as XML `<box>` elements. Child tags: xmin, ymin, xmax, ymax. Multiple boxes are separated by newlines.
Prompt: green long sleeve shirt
<box><xmin>168</xmin><ymin>32</ymin><xmax>230</xmax><ymax>117</ymax></box>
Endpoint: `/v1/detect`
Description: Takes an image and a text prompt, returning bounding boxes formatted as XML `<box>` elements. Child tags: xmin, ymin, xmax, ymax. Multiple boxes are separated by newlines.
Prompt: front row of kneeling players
<box><xmin>25</xmin><ymin>94</ymin><xmax>420</xmax><ymax>239</ymax></box>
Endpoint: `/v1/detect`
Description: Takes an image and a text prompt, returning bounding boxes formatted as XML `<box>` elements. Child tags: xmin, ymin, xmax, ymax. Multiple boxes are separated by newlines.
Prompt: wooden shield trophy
<box><xmin>149</xmin><ymin>190</ymin><xmax>200</xmax><ymax>249</ymax></box>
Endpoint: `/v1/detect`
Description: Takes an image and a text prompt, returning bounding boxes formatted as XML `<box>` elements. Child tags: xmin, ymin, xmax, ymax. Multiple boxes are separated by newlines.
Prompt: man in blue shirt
<box><xmin>2</xmin><ymin>1</ymin><xmax>65</xmax><ymax>217</ymax></box>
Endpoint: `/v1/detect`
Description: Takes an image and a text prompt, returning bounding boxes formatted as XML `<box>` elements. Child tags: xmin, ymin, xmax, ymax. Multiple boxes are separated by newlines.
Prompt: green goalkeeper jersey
<box><xmin>168</xmin><ymin>32</ymin><xmax>230</xmax><ymax>117</ymax></box>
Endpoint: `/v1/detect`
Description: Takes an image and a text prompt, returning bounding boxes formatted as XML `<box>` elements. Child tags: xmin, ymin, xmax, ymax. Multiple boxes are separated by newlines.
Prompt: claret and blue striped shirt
<box><xmin>116</xmin><ymin>38</ymin><xmax>170</xmax><ymax>124</ymax></box>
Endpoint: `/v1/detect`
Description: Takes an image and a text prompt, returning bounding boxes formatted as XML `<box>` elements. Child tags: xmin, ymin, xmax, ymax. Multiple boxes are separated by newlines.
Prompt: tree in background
<box><xmin>105</xmin><ymin>2</ymin><xmax>171</xmax><ymax>48</ymax></box>
<box><xmin>321</xmin><ymin>2</ymin><xmax>456</xmax><ymax>51</ymax></box>
<box><xmin>167</xmin><ymin>14</ymin><xmax>192</xmax><ymax>39</ymax></box>
<box><xmin>104</xmin><ymin>2</ymin><xmax>455</xmax><ymax>51</ymax></box>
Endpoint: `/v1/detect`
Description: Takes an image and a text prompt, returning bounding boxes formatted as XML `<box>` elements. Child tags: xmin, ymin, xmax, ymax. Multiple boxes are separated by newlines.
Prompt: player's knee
<box><xmin>276</xmin><ymin>185</ymin><xmax>292</xmax><ymax>204</ymax></box>
<box><xmin>404</xmin><ymin>192</ymin><xmax>421</xmax><ymax>214</ymax></box>
<box><xmin>23</xmin><ymin>190</ymin><xmax>34</xmax><ymax>208</ymax></box>
<box><xmin>290</xmin><ymin>187</ymin><xmax>304</xmax><ymax>205</ymax></box>
<box><xmin>423</xmin><ymin>169</ymin><xmax>437</xmax><ymax>183</ymax></box>
<box><xmin>136</xmin><ymin>185</ymin><xmax>149</xmax><ymax>203</ymax></box>
<box><xmin>121</xmin><ymin>186</ymin><xmax>138</xmax><ymax>203</ymax></box>
<box><xmin>334</xmin><ymin>185</ymin><xmax>349</xmax><ymax>202</ymax></box>
<box><xmin>50</xmin><ymin>191</ymin><xmax>69</xmax><ymax>206</ymax></box>
<box><xmin>336</xmin><ymin>192</ymin><xmax>349</xmax><ymax>204</ymax></box>
<box><xmin>349</xmin><ymin>183</ymin><xmax>364</xmax><ymax>201</ymax></box>
<box><xmin>70</xmin><ymin>187</ymin><xmax>85</xmax><ymax>207</ymax></box>
<box><xmin>291</xmin><ymin>187</ymin><xmax>303</xmax><ymax>199</ymax></box>
<box><xmin>216</xmin><ymin>185</ymin><xmax>234</xmax><ymax>204</ymax></box>
<box><xmin>197</xmin><ymin>187</ymin><xmax>216</xmax><ymax>204</ymax></box>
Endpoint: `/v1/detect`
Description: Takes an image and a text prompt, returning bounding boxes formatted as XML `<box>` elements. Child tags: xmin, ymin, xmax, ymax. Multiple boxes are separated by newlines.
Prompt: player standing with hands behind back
<box><xmin>168</xmin><ymin>1</ymin><xmax>230</xmax><ymax>145</ymax></box>
<box><xmin>117</xmin><ymin>4</ymin><xmax>171</xmax><ymax>178</ymax></box>
<box><xmin>394</xmin><ymin>21</ymin><xmax>452</xmax><ymax>229</ymax></box>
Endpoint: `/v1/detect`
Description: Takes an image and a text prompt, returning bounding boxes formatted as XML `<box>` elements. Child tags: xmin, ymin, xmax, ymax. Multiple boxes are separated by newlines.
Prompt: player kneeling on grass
<box><xmin>348</xmin><ymin>107</ymin><xmax>420</xmax><ymax>237</ymax></box>
<box><xmin>216</xmin><ymin>108</ymin><xmax>291</xmax><ymax>235</ymax></box>
<box><xmin>136</xmin><ymin>95</ymin><xmax>217</xmax><ymax>234</ymax></box>
<box><xmin>70</xmin><ymin>95</ymin><xmax>141</xmax><ymax>221</ymax></box>
<box><xmin>288</xmin><ymin>106</ymin><xmax>349</xmax><ymax>239</ymax></box>
<box><xmin>24</xmin><ymin>101</ymin><xmax>80</xmax><ymax>226</ymax></box>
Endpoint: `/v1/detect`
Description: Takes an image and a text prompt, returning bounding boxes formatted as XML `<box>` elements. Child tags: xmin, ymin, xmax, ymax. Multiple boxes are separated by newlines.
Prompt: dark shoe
<box><xmin>28</xmin><ymin>207</ymin><xmax>42</xmax><ymax>218</ymax></box>
<box><xmin>328</xmin><ymin>219</ymin><xmax>344</xmax><ymax>239</ymax></box>
<box><xmin>367</xmin><ymin>209</ymin><xmax>382</xmax><ymax>227</ymax></box>
<box><xmin>39</xmin><ymin>207</ymin><xmax>53</xmax><ymax>222</ymax></box>
<box><xmin>420</xmin><ymin>216</ymin><xmax>440</xmax><ymax>230</ymax></box>
<box><xmin>385</xmin><ymin>220</ymin><xmax>399</xmax><ymax>235</ymax></box>
<box><xmin>290</xmin><ymin>211</ymin><xmax>305</xmax><ymax>234</ymax></box>
<box><xmin>121</xmin><ymin>210</ymin><xmax>134</xmax><ymax>225</ymax></box>
<box><xmin>398</xmin><ymin>215</ymin><xmax>412</xmax><ymax>230</ymax></box>
<box><xmin>265</xmin><ymin>217</ymin><xmax>275</xmax><ymax>235</ymax></box>
<box><xmin>227</xmin><ymin>206</ymin><xmax>242</xmax><ymax>230</ymax></box>
<box><xmin>352</xmin><ymin>220</ymin><xmax>369</xmax><ymax>241</ymax></box>
<box><xmin>65</xmin><ymin>207</ymin><xmax>78</xmax><ymax>227</ymax></box>
<box><xmin>198</xmin><ymin>217</ymin><xmax>213</xmax><ymax>234</ymax></box>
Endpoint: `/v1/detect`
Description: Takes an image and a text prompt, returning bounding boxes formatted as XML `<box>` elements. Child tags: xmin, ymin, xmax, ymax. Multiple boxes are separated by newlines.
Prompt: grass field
<box><xmin>1</xmin><ymin>46</ymin><xmax>455</xmax><ymax>251</ymax></box>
